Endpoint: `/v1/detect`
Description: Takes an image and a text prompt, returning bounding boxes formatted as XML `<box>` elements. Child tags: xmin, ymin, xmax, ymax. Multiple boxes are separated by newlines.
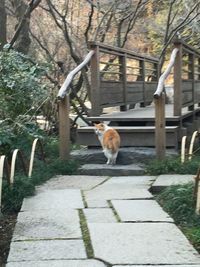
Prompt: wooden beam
<box><xmin>58</xmin><ymin>95</ymin><xmax>70</xmax><ymax>160</ymax></box>
<box><xmin>174</xmin><ymin>42</ymin><xmax>182</xmax><ymax>116</ymax></box>
<box><xmin>155</xmin><ymin>93</ymin><xmax>166</xmax><ymax>160</ymax></box>
<box><xmin>154</xmin><ymin>48</ymin><xmax>179</xmax><ymax>98</ymax></box>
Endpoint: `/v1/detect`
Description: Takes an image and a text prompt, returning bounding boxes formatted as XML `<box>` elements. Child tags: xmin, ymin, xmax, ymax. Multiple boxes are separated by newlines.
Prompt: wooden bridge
<box><xmin>57</xmin><ymin>39</ymin><xmax>200</xmax><ymax>160</ymax></box>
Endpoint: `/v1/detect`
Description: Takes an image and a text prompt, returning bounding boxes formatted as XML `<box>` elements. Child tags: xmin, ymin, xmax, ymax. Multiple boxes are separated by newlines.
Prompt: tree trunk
<box><xmin>12</xmin><ymin>0</ymin><xmax>31</xmax><ymax>54</ymax></box>
<box><xmin>0</xmin><ymin>0</ymin><xmax>7</xmax><ymax>50</ymax></box>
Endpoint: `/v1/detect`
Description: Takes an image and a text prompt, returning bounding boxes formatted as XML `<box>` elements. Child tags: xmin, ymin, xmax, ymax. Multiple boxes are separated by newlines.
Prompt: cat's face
<box><xmin>94</xmin><ymin>123</ymin><xmax>105</xmax><ymax>136</ymax></box>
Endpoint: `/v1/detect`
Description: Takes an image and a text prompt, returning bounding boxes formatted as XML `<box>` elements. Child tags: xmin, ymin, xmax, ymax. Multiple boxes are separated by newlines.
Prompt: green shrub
<box><xmin>0</xmin><ymin>49</ymin><xmax>50</xmax><ymax>156</ymax></box>
<box><xmin>146</xmin><ymin>156</ymin><xmax>200</xmax><ymax>175</ymax></box>
<box><xmin>157</xmin><ymin>183</ymin><xmax>200</xmax><ymax>226</ymax></box>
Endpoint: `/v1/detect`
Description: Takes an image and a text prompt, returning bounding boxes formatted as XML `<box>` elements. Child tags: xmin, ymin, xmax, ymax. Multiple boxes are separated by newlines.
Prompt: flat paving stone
<box><xmin>88</xmin><ymin>223</ymin><xmax>200</xmax><ymax>265</ymax></box>
<box><xmin>83</xmin><ymin>208</ymin><xmax>117</xmax><ymax>223</ymax></box>
<box><xmin>7</xmin><ymin>240</ymin><xmax>86</xmax><ymax>262</ymax></box>
<box><xmin>84</xmin><ymin>187</ymin><xmax>153</xmax><ymax>203</ymax></box>
<box><xmin>114</xmin><ymin>265</ymin><xmax>200</xmax><ymax>267</ymax></box>
<box><xmin>112</xmin><ymin>200</ymin><xmax>173</xmax><ymax>222</ymax></box>
<box><xmin>21</xmin><ymin>189</ymin><xmax>84</xmax><ymax>211</ymax></box>
<box><xmin>104</xmin><ymin>176</ymin><xmax>156</xmax><ymax>187</ymax></box>
<box><xmin>85</xmin><ymin>198</ymin><xmax>109</xmax><ymax>208</ymax></box>
<box><xmin>152</xmin><ymin>174</ymin><xmax>194</xmax><ymax>192</ymax></box>
<box><xmin>37</xmin><ymin>175</ymin><xmax>108</xmax><ymax>191</ymax></box>
<box><xmin>12</xmin><ymin>209</ymin><xmax>81</xmax><ymax>241</ymax></box>
<box><xmin>6</xmin><ymin>259</ymin><xmax>106</xmax><ymax>267</ymax></box>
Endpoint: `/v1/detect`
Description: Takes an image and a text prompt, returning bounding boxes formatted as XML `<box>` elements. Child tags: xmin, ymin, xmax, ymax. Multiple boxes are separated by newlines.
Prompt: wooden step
<box><xmin>76</xmin><ymin>126</ymin><xmax>179</xmax><ymax>148</ymax></box>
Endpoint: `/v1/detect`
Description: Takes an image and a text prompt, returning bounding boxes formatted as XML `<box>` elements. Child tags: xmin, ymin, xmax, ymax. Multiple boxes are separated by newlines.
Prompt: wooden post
<box><xmin>140</xmin><ymin>60</ymin><xmax>146</xmax><ymax>107</ymax></box>
<box><xmin>58</xmin><ymin>95</ymin><xmax>70</xmax><ymax>160</ymax></box>
<box><xmin>155</xmin><ymin>93</ymin><xmax>166</xmax><ymax>160</ymax></box>
<box><xmin>188</xmin><ymin>53</ymin><xmax>195</xmax><ymax>111</ymax></box>
<box><xmin>173</xmin><ymin>40</ymin><xmax>182</xmax><ymax>116</ymax></box>
<box><xmin>120</xmin><ymin>54</ymin><xmax>127</xmax><ymax>111</ymax></box>
<box><xmin>90</xmin><ymin>45</ymin><xmax>102</xmax><ymax>116</ymax></box>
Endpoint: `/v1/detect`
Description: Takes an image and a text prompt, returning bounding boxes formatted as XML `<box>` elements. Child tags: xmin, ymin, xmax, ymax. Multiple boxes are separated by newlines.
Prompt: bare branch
<box><xmin>8</xmin><ymin>0</ymin><xmax>42</xmax><ymax>50</ymax></box>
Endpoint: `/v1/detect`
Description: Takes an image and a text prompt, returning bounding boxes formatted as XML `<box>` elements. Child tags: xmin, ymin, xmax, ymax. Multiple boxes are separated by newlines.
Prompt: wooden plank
<box><xmin>88</xmin><ymin>41</ymin><xmax>159</xmax><ymax>62</ymax></box>
<box><xmin>77</xmin><ymin>126</ymin><xmax>178</xmax><ymax>147</ymax></box>
<box><xmin>182</xmin><ymin>81</ymin><xmax>193</xmax><ymax>106</ymax></box>
<box><xmin>86</xmin><ymin>104</ymin><xmax>196</xmax><ymax>122</ymax></box>
<box><xmin>145</xmin><ymin>82</ymin><xmax>157</xmax><ymax>103</ymax></box>
<box><xmin>127</xmin><ymin>82</ymin><xmax>143</xmax><ymax>103</ymax></box>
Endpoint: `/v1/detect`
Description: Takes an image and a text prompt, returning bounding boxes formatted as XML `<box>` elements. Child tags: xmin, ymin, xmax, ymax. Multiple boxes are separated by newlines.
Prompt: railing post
<box><xmin>188</xmin><ymin>53</ymin><xmax>195</xmax><ymax>111</ymax></box>
<box><xmin>120</xmin><ymin>54</ymin><xmax>127</xmax><ymax>111</ymax></box>
<box><xmin>140</xmin><ymin>60</ymin><xmax>146</xmax><ymax>107</ymax></box>
<box><xmin>173</xmin><ymin>40</ymin><xmax>182</xmax><ymax>116</ymax></box>
<box><xmin>90</xmin><ymin>45</ymin><xmax>102</xmax><ymax>116</ymax></box>
<box><xmin>58</xmin><ymin>95</ymin><xmax>70</xmax><ymax>160</ymax></box>
<box><xmin>154</xmin><ymin>93</ymin><xmax>166</xmax><ymax>160</ymax></box>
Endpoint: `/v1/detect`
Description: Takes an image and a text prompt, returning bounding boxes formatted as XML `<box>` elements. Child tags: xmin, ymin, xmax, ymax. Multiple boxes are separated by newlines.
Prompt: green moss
<box><xmin>78</xmin><ymin>209</ymin><xmax>94</xmax><ymax>258</ymax></box>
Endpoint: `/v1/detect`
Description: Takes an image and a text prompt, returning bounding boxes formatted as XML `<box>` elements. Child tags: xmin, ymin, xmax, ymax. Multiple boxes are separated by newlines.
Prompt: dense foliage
<box><xmin>0</xmin><ymin>49</ymin><xmax>49</xmax><ymax>155</ymax></box>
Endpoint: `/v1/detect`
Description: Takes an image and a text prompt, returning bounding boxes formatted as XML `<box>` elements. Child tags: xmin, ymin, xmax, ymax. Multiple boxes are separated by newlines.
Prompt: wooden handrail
<box><xmin>154</xmin><ymin>48</ymin><xmax>179</xmax><ymax>98</ymax></box>
<box><xmin>57</xmin><ymin>50</ymin><xmax>95</xmax><ymax>99</ymax></box>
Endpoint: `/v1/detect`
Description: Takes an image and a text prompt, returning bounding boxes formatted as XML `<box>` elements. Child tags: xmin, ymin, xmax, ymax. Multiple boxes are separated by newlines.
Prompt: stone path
<box><xmin>6</xmin><ymin>174</ymin><xmax>200</xmax><ymax>267</ymax></box>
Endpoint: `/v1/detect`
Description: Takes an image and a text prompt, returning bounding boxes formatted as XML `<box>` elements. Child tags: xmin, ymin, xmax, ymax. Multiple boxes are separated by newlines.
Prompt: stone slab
<box><xmin>78</xmin><ymin>163</ymin><xmax>144</xmax><ymax>176</ymax></box>
<box><xmin>114</xmin><ymin>266</ymin><xmax>200</xmax><ymax>267</ymax></box>
<box><xmin>6</xmin><ymin>259</ymin><xmax>106</xmax><ymax>267</ymax></box>
<box><xmin>37</xmin><ymin>175</ymin><xmax>108</xmax><ymax>191</ymax></box>
<box><xmin>21</xmin><ymin>189</ymin><xmax>84</xmax><ymax>211</ymax></box>
<box><xmin>7</xmin><ymin>240</ymin><xmax>86</xmax><ymax>262</ymax></box>
<box><xmin>111</xmin><ymin>200</ymin><xmax>173</xmax><ymax>222</ymax></box>
<box><xmin>103</xmin><ymin>176</ymin><xmax>156</xmax><ymax>188</ymax></box>
<box><xmin>84</xmin><ymin>187</ymin><xmax>153</xmax><ymax>203</ymax></box>
<box><xmin>83</xmin><ymin>208</ymin><xmax>116</xmax><ymax>223</ymax></box>
<box><xmin>12</xmin><ymin>209</ymin><xmax>81</xmax><ymax>241</ymax></box>
<box><xmin>152</xmin><ymin>174</ymin><xmax>194</xmax><ymax>192</ymax></box>
<box><xmin>88</xmin><ymin>223</ymin><xmax>200</xmax><ymax>265</ymax></box>
<box><xmin>85</xmin><ymin>199</ymin><xmax>109</xmax><ymax>208</ymax></box>
<box><xmin>71</xmin><ymin>147</ymin><xmax>177</xmax><ymax>165</ymax></box>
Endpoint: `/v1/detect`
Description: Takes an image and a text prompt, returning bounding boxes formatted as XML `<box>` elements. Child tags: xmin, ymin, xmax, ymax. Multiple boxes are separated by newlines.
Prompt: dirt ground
<box><xmin>0</xmin><ymin>214</ymin><xmax>17</xmax><ymax>267</ymax></box>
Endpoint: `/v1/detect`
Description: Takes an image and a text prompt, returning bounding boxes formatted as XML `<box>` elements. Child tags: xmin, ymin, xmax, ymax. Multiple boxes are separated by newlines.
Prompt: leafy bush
<box><xmin>0</xmin><ymin>49</ymin><xmax>49</xmax><ymax>156</ymax></box>
<box><xmin>0</xmin><ymin>50</ymin><xmax>47</xmax><ymax>120</ymax></box>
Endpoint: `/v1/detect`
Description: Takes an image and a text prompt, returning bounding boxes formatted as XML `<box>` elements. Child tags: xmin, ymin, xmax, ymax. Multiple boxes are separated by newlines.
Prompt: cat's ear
<box><xmin>103</xmin><ymin>121</ymin><xmax>109</xmax><ymax>125</ymax></box>
<box><xmin>93</xmin><ymin>123</ymin><xmax>97</xmax><ymax>127</ymax></box>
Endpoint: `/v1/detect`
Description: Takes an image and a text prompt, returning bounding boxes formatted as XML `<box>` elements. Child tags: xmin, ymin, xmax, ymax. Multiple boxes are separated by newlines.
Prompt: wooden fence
<box><xmin>89</xmin><ymin>42</ymin><xmax>159</xmax><ymax>115</ymax></box>
<box><xmin>173</xmin><ymin>39</ymin><xmax>200</xmax><ymax>115</ymax></box>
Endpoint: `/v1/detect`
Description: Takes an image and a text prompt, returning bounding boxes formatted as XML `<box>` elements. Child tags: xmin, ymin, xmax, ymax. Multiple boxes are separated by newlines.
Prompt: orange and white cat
<box><xmin>94</xmin><ymin>123</ymin><xmax>120</xmax><ymax>165</ymax></box>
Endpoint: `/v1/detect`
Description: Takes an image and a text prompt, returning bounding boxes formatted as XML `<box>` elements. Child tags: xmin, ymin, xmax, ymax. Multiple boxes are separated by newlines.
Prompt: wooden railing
<box><xmin>89</xmin><ymin>42</ymin><xmax>159</xmax><ymax>115</ymax></box>
<box><xmin>154</xmin><ymin>39</ymin><xmax>200</xmax><ymax>159</ymax></box>
<box><xmin>173</xmin><ymin>39</ymin><xmax>200</xmax><ymax>115</ymax></box>
<box><xmin>154</xmin><ymin>47</ymin><xmax>180</xmax><ymax>159</ymax></box>
<box><xmin>57</xmin><ymin>51</ymin><xmax>95</xmax><ymax>159</ymax></box>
